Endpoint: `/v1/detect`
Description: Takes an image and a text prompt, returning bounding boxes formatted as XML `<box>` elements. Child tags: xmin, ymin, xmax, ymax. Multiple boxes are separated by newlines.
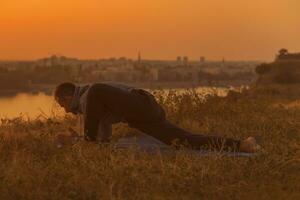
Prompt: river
<box><xmin>0</xmin><ymin>93</ymin><xmax>63</xmax><ymax>119</ymax></box>
<box><xmin>0</xmin><ymin>87</ymin><xmax>234</xmax><ymax>119</ymax></box>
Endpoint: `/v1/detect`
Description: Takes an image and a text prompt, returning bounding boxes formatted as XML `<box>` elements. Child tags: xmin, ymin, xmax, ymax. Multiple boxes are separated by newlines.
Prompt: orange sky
<box><xmin>0</xmin><ymin>0</ymin><xmax>299</xmax><ymax>61</ymax></box>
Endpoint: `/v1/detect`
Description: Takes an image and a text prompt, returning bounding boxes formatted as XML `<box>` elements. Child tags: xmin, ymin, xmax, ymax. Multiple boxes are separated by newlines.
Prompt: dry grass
<box><xmin>0</xmin><ymin>89</ymin><xmax>299</xmax><ymax>200</ymax></box>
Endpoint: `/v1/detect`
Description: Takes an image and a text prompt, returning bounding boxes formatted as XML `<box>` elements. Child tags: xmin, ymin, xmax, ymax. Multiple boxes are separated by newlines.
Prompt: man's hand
<box><xmin>55</xmin><ymin>128</ymin><xmax>82</xmax><ymax>148</ymax></box>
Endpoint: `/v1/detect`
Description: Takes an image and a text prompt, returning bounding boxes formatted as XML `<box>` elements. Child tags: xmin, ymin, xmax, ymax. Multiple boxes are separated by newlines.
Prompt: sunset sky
<box><xmin>0</xmin><ymin>0</ymin><xmax>299</xmax><ymax>61</ymax></box>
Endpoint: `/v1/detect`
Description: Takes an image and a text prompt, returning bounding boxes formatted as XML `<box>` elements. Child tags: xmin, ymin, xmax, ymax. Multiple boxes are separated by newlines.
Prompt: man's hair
<box><xmin>54</xmin><ymin>82</ymin><xmax>76</xmax><ymax>100</ymax></box>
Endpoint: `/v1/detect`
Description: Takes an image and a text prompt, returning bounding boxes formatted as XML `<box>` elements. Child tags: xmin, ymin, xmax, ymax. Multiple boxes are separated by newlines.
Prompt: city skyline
<box><xmin>1</xmin><ymin>0</ymin><xmax>299</xmax><ymax>61</ymax></box>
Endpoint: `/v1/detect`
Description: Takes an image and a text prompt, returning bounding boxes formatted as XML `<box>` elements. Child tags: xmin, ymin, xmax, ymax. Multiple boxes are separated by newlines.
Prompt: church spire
<box><xmin>138</xmin><ymin>51</ymin><xmax>141</xmax><ymax>63</ymax></box>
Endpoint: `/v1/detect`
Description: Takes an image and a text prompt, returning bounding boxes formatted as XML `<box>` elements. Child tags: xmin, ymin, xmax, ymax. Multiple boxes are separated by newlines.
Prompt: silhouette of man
<box><xmin>54</xmin><ymin>82</ymin><xmax>257</xmax><ymax>152</ymax></box>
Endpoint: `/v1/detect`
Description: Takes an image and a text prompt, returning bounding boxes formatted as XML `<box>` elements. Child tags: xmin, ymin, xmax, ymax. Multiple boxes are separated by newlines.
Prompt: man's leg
<box><xmin>125</xmin><ymin>89</ymin><xmax>241</xmax><ymax>151</ymax></box>
<box><xmin>134</xmin><ymin>120</ymin><xmax>241</xmax><ymax>151</ymax></box>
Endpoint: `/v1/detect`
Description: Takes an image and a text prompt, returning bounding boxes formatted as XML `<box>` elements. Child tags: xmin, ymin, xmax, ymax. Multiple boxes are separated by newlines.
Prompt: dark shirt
<box><xmin>71</xmin><ymin>82</ymin><xmax>135</xmax><ymax>142</ymax></box>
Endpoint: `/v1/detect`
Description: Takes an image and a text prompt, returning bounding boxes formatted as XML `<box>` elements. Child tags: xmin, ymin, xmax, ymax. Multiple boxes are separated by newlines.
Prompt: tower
<box><xmin>138</xmin><ymin>51</ymin><xmax>141</xmax><ymax>63</ymax></box>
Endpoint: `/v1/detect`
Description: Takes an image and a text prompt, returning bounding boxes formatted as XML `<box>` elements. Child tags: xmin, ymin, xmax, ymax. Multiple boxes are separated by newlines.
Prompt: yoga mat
<box><xmin>114</xmin><ymin>135</ymin><xmax>254</xmax><ymax>157</ymax></box>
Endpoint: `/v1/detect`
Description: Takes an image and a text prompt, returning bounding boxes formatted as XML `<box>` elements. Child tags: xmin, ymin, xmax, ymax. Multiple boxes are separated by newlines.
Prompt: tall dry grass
<box><xmin>0</xmin><ymin>89</ymin><xmax>299</xmax><ymax>199</ymax></box>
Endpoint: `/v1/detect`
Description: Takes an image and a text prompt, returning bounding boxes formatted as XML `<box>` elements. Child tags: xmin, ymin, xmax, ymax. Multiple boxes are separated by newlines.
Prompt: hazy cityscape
<box><xmin>0</xmin><ymin>53</ymin><xmax>259</xmax><ymax>95</ymax></box>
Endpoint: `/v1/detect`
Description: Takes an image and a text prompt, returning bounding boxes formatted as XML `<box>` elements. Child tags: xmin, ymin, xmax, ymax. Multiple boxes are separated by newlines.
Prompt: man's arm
<box><xmin>84</xmin><ymin>85</ymin><xmax>102</xmax><ymax>141</ymax></box>
<box><xmin>97</xmin><ymin>120</ymin><xmax>112</xmax><ymax>143</ymax></box>
<box><xmin>83</xmin><ymin>84</ymin><xmax>112</xmax><ymax>143</ymax></box>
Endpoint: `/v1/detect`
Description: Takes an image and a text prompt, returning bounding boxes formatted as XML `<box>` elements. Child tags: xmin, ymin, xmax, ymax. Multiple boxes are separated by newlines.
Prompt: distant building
<box><xmin>183</xmin><ymin>56</ymin><xmax>188</xmax><ymax>65</ymax></box>
<box><xmin>37</xmin><ymin>55</ymin><xmax>79</xmax><ymax>67</ymax></box>
<box><xmin>138</xmin><ymin>51</ymin><xmax>141</xmax><ymax>63</ymax></box>
<box><xmin>200</xmin><ymin>56</ymin><xmax>206</xmax><ymax>63</ymax></box>
<box><xmin>149</xmin><ymin>68</ymin><xmax>159</xmax><ymax>81</ymax></box>
<box><xmin>157</xmin><ymin>66</ymin><xmax>199</xmax><ymax>82</ymax></box>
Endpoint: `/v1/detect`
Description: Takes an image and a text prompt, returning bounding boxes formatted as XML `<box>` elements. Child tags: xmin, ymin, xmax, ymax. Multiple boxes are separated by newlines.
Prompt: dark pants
<box><xmin>130</xmin><ymin>89</ymin><xmax>240</xmax><ymax>151</ymax></box>
<box><xmin>96</xmin><ymin>84</ymin><xmax>241</xmax><ymax>151</ymax></box>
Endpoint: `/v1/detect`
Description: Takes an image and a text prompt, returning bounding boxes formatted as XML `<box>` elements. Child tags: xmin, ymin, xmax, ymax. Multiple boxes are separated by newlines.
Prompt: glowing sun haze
<box><xmin>0</xmin><ymin>0</ymin><xmax>299</xmax><ymax>61</ymax></box>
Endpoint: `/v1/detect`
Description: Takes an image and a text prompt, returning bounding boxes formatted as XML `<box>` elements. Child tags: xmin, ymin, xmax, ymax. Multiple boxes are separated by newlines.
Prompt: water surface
<box><xmin>0</xmin><ymin>87</ymin><xmax>231</xmax><ymax>119</ymax></box>
<box><xmin>0</xmin><ymin>93</ymin><xmax>63</xmax><ymax>119</ymax></box>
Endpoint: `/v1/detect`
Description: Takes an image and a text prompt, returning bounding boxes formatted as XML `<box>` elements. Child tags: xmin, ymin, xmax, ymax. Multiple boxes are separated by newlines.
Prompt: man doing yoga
<box><xmin>54</xmin><ymin>82</ymin><xmax>258</xmax><ymax>152</ymax></box>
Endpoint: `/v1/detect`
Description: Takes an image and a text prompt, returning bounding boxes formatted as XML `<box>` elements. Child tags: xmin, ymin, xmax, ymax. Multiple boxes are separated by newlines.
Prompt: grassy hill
<box><xmin>0</xmin><ymin>90</ymin><xmax>299</xmax><ymax>199</ymax></box>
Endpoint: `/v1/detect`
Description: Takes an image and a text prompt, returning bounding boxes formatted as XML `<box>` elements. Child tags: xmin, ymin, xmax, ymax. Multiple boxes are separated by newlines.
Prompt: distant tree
<box><xmin>278</xmin><ymin>48</ymin><xmax>288</xmax><ymax>56</ymax></box>
<box><xmin>255</xmin><ymin>63</ymin><xmax>272</xmax><ymax>75</ymax></box>
<box><xmin>277</xmin><ymin>48</ymin><xmax>289</xmax><ymax>60</ymax></box>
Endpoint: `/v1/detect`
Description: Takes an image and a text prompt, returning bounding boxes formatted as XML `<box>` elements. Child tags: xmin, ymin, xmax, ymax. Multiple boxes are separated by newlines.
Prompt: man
<box><xmin>54</xmin><ymin>82</ymin><xmax>258</xmax><ymax>152</ymax></box>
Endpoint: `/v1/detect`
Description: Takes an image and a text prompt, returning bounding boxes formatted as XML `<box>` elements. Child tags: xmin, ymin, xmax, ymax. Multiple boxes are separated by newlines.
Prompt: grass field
<box><xmin>0</xmin><ymin>89</ymin><xmax>299</xmax><ymax>199</ymax></box>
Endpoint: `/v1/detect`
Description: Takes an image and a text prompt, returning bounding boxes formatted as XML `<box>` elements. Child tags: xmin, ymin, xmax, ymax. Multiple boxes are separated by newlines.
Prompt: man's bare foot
<box><xmin>240</xmin><ymin>137</ymin><xmax>260</xmax><ymax>153</ymax></box>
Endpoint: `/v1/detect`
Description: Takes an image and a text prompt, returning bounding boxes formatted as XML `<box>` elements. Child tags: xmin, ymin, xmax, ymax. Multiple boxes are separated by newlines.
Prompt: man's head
<box><xmin>54</xmin><ymin>82</ymin><xmax>76</xmax><ymax>113</ymax></box>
